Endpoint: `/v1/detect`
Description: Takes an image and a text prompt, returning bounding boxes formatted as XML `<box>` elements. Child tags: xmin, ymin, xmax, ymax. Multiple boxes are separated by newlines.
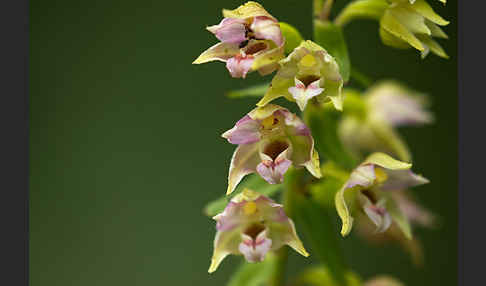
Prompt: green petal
<box><xmin>387</xmin><ymin>197</ymin><xmax>413</xmax><ymax>239</ymax></box>
<box><xmin>192</xmin><ymin>42</ymin><xmax>240</xmax><ymax>64</ymax></box>
<box><xmin>425</xmin><ymin>20</ymin><xmax>448</xmax><ymax>39</ymax></box>
<box><xmin>209</xmin><ymin>226</ymin><xmax>244</xmax><ymax>273</ymax></box>
<box><xmin>335</xmin><ymin>185</ymin><xmax>355</xmax><ymax>236</ymax></box>
<box><xmin>363</xmin><ymin>152</ymin><xmax>411</xmax><ymax>170</ymax></box>
<box><xmin>227</xmin><ymin>143</ymin><xmax>261</xmax><ymax>195</ymax></box>
<box><xmin>380</xmin><ymin>10</ymin><xmax>424</xmax><ymax>51</ymax></box>
<box><xmin>417</xmin><ymin>34</ymin><xmax>449</xmax><ymax>59</ymax></box>
<box><xmin>411</xmin><ymin>0</ymin><xmax>449</xmax><ymax>26</ymax></box>
<box><xmin>248</xmin><ymin>104</ymin><xmax>284</xmax><ymax>120</ymax></box>
<box><xmin>222</xmin><ymin>1</ymin><xmax>275</xmax><ymax>20</ymax></box>
<box><xmin>379</xmin><ymin>26</ymin><xmax>413</xmax><ymax>49</ymax></box>
<box><xmin>321</xmin><ymin>77</ymin><xmax>344</xmax><ymax>111</ymax></box>
<box><xmin>256</xmin><ymin>78</ymin><xmax>293</xmax><ymax>107</ymax></box>
<box><xmin>251</xmin><ymin>44</ymin><xmax>285</xmax><ymax>74</ymax></box>
<box><xmin>389</xmin><ymin>6</ymin><xmax>431</xmax><ymax>36</ymax></box>
<box><xmin>303</xmin><ymin>148</ymin><xmax>323</xmax><ymax>179</ymax></box>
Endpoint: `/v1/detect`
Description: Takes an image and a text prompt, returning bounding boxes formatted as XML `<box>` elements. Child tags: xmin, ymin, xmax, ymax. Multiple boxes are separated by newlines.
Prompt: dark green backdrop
<box><xmin>30</xmin><ymin>1</ymin><xmax>457</xmax><ymax>285</ymax></box>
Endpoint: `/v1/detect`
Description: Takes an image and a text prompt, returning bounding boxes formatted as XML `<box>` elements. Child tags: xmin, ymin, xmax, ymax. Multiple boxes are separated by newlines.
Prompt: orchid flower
<box><xmin>380</xmin><ymin>0</ymin><xmax>449</xmax><ymax>58</ymax></box>
<box><xmin>335</xmin><ymin>152</ymin><xmax>428</xmax><ymax>237</ymax></box>
<box><xmin>193</xmin><ymin>1</ymin><xmax>284</xmax><ymax>78</ymax></box>
<box><xmin>338</xmin><ymin>81</ymin><xmax>433</xmax><ymax>162</ymax></box>
<box><xmin>222</xmin><ymin>104</ymin><xmax>321</xmax><ymax>195</ymax></box>
<box><xmin>257</xmin><ymin>40</ymin><xmax>343</xmax><ymax>111</ymax></box>
<box><xmin>209</xmin><ymin>189</ymin><xmax>308</xmax><ymax>273</ymax></box>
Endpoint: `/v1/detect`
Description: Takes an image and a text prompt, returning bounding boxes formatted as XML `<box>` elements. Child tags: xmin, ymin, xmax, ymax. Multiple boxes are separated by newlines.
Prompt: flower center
<box><xmin>362</xmin><ymin>189</ymin><xmax>377</xmax><ymax>204</ymax></box>
<box><xmin>243</xmin><ymin>201</ymin><xmax>258</xmax><ymax>215</ymax></box>
<box><xmin>299</xmin><ymin>54</ymin><xmax>317</xmax><ymax>67</ymax></box>
<box><xmin>298</xmin><ymin>75</ymin><xmax>321</xmax><ymax>87</ymax></box>
<box><xmin>263</xmin><ymin>140</ymin><xmax>289</xmax><ymax>161</ymax></box>
<box><xmin>244</xmin><ymin>42</ymin><xmax>268</xmax><ymax>55</ymax></box>
<box><xmin>244</xmin><ymin>223</ymin><xmax>266</xmax><ymax>240</ymax></box>
<box><xmin>261</xmin><ymin>115</ymin><xmax>280</xmax><ymax>130</ymax></box>
<box><xmin>374</xmin><ymin>168</ymin><xmax>388</xmax><ymax>184</ymax></box>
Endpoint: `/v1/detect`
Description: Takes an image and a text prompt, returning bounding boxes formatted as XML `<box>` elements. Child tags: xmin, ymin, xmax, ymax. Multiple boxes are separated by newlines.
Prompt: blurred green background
<box><xmin>30</xmin><ymin>0</ymin><xmax>457</xmax><ymax>285</ymax></box>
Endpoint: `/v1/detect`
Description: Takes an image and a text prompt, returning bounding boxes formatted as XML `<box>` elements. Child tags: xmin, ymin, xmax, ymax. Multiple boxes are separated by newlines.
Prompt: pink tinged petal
<box><xmin>238</xmin><ymin>231</ymin><xmax>273</xmax><ymax>263</ymax></box>
<box><xmin>256</xmin><ymin>158</ymin><xmax>292</xmax><ymax>184</ymax></box>
<box><xmin>226</xmin><ymin>143</ymin><xmax>261</xmax><ymax>195</ymax></box>
<box><xmin>288</xmin><ymin>78</ymin><xmax>324</xmax><ymax>111</ymax></box>
<box><xmin>380</xmin><ymin>170</ymin><xmax>429</xmax><ymax>191</ymax></box>
<box><xmin>226</xmin><ymin>55</ymin><xmax>254</xmax><ymax>78</ymax></box>
<box><xmin>345</xmin><ymin>164</ymin><xmax>376</xmax><ymax>189</ymax></box>
<box><xmin>222</xmin><ymin>115</ymin><xmax>261</xmax><ymax>145</ymax></box>
<box><xmin>391</xmin><ymin>190</ymin><xmax>436</xmax><ymax>228</ymax></box>
<box><xmin>363</xmin><ymin>200</ymin><xmax>392</xmax><ymax>233</ymax></box>
<box><xmin>250</xmin><ymin>16</ymin><xmax>284</xmax><ymax>46</ymax></box>
<box><xmin>277</xmin><ymin>109</ymin><xmax>321</xmax><ymax>178</ymax></box>
<box><xmin>256</xmin><ymin>142</ymin><xmax>292</xmax><ymax>184</ymax></box>
<box><xmin>207</xmin><ymin>18</ymin><xmax>247</xmax><ymax>44</ymax></box>
<box><xmin>371</xmin><ymin>92</ymin><xmax>434</xmax><ymax>127</ymax></box>
<box><xmin>213</xmin><ymin>201</ymin><xmax>242</xmax><ymax>232</ymax></box>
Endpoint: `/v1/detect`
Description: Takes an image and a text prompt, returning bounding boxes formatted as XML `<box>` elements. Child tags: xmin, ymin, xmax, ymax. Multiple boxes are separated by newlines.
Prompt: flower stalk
<box><xmin>194</xmin><ymin>0</ymin><xmax>448</xmax><ymax>284</ymax></box>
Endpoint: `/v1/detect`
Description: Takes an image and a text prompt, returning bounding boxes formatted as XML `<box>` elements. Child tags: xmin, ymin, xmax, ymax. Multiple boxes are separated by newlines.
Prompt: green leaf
<box><xmin>226</xmin><ymin>83</ymin><xmax>270</xmax><ymax>99</ymax></box>
<box><xmin>334</xmin><ymin>0</ymin><xmax>388</xmax><ymax>27</ymax></box>
<box><xmin>227</xmin><ymin>255</ymin><xmax>277</xmax><ymax>286</ymax></box>
<box><xmin>305</xmin><ymin>103</ymin><xmax>357</xmax><ymax>171</ymax></box>
<box><xmin>313</xmin><ymin>20</ymin><xmax>351</xmax><ymax>82</ymax></box>
<box><xmin>204</xmin><ymin>174</ymin><xmax>282</xmax><ymax>217</ymax></box>
<box><xmin>279</xmin><ymin>22</ymin><xmax>304</xmax><ymax>54</ymax></box>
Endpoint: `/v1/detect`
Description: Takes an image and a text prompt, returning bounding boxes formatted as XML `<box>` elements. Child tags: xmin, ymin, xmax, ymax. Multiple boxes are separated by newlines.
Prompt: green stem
<box><xmin>268</xmin><ymin>248</ymin><xmax>289</xmax><ymax>286</ymax></box>
<box><xmin>285</xmin><ymin>167</ymin><xmax>348</xmax><ymax>285</ymax></box>
<box><xmin>334</xmin><ymin>0</ymin><xmax>388</xmax><ymax>28</ymax></box>
<box><xmin>314</xmin><ymin>0</ymin><xmax>334</xmax><ymax>21</ymax></box>
<box><xmin>268</xmin><ymin>173</ymin><xmax>294</xmax><ymax>286</ymax></box>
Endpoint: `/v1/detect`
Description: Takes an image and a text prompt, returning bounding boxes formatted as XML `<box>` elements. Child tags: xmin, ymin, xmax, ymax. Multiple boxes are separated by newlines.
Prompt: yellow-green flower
<box><xmin>257</xmin><ymin>40</ymin><xmax>343</xmax><ymax>111</ymax></box>
<box><xmin>222</xmin><ymin>104</ymin><xmax>321</xmax><ymax>195</ymax></box>
<box><xmin>209</xmin><ymin>189</ymin><xmax>308</xmax><ymax>273</ymax></box>
<box><xmin>335</xmin><ymin>152</ymin><xmax>428</xmax><ymax>237</ymax></box>
<box><xmin>380</xmin><ymin>0</ymin><xmax>449</xmax><ymax>58</ymax></box>
<box><xmin>338</xmin><ymin>81</ymin><xmax>433</xmax><ymax>162</ymax></box>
